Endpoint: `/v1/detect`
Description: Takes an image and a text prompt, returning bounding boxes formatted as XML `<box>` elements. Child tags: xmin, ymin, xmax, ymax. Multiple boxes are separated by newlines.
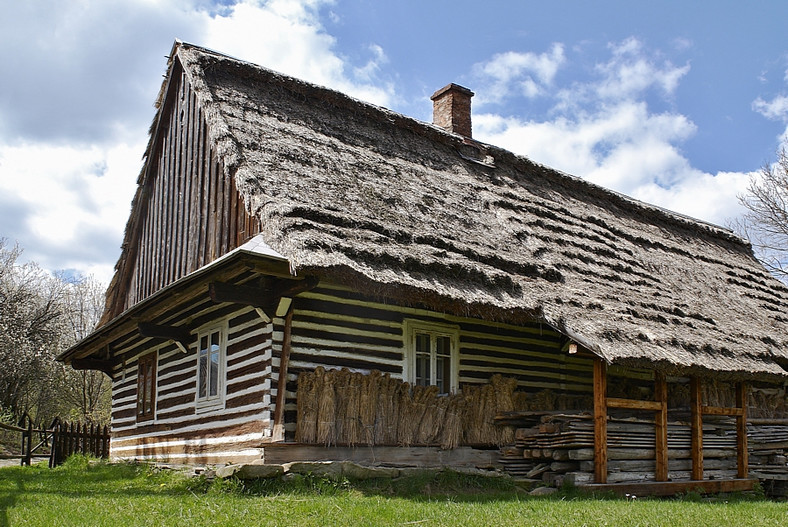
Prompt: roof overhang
<box><xmin>58</xmin><ymin>235</ymin><xmax>291</xmax><ymax>365</ymax></box>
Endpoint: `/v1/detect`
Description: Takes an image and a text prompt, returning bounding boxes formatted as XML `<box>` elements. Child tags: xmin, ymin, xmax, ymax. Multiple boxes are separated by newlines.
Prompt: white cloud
<box><xmin>472</xmin><ymin>38</ymin><xmax>748</xmax><ymax>228</ymax></box>
<box><xmin>475</xmin><ymin>108</ymin><xmax>747</xmax><ymax>227</ymax></box>
<box><xmin>200</xmin><ymin>0</ymin><xmax>394</xmax><ymax>106</ymax></box>
<box><xmin>0</xmin><ymin>0</ymin><xmax>398</xmax><ymax>282</ymax></box>
<box><xmin>753</xmin><ymin>95</ymin><xmax>788</xmax><ymax>121</ymax></box>
<box><xmin>594</xmin><ymin>38</ymin><xmax>689</xmax><ymax>101</ymax></box>
<box><xmin>0</xmin><ymin>141</ymin><xmax>142</xmax><ymax>282</ymax></box>
<box><xmin>473</xmin><ymin>44</ymin><xmax>566</xmax><ymax>103</ymax></box>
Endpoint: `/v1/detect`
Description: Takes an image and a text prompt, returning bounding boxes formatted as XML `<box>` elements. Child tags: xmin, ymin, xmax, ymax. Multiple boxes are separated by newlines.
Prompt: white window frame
<box><xmin>404</xmin><ymin>319</ymin><xmax>460</xmax><ymax>394</ymax></box>
<box><xmin>195</xmin><ymin>321</ymin><xmax>227</xmax><ymax>411</ymax></box>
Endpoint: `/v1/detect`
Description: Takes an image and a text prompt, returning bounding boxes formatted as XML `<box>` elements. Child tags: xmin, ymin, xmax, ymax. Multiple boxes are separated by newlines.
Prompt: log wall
<box><xmin>276</xmin><ymin>282</ymin><xmax>596</xmax><ymax>438</ymax></box>
<box><xmin>108</xmin><ymin>305</ymin><xmax>274</xmax><ymax>464</ymax></box>
<box><xmin>123</xmin><ymin>70</ymin><xmax>260</xmax><ymax>312</ymax></box>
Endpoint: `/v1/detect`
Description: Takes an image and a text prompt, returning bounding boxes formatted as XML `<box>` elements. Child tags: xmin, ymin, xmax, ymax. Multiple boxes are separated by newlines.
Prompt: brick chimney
<box><xmin>430</xmin><ymin>83</ymin><xmax>474</xmax><ymax>138</ymax></box>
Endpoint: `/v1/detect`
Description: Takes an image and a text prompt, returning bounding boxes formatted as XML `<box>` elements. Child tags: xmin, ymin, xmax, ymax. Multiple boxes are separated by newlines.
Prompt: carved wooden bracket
<box><xmin>137</xmin><ymin>322</ymin><xmax>191</xmax><ymax>353</ymax></box>
<box><xmin>208</xmin><ymin>275</ymin><xmax>318</xmax><ymax>320</ymax></box>
<box><xmin>71</xmin><ymin>358</ymin><xmax>115</xmax><ymax>376</ymax></box>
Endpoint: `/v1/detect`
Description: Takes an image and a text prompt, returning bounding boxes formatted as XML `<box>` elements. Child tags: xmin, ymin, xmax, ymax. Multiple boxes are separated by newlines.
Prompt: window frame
<box><xmin>136</xmin><ymin>351</ymin><xmax>157</xmax><ymax>422</ymax></box>
<box><xmin>195</xmin><ymin>321</ymin><xmax>227</xmax><ymax>411</ymax></box>
<box><xmin>404</xmin><ymin>320</ymin><xmax>460</xmax><ymax>394</ymax></box>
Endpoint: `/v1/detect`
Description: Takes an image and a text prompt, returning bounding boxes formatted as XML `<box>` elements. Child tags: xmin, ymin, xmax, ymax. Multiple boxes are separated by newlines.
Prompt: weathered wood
<box><xmin>273</xmin><ymin>310</ymin><xmax>294</xmax><ymax>441</ymax></box>
<box><xmin>702</xmin><ymin>405</ymin><xmax>744</xmax><ymax>417</ymax></box>
<box><xmin>579</xmin><ymin>478</ymin><xmax>756</xmax><ymax>497</ymax></box>
<box><xmin>607</xmin><ymin>397</ymin><xmax>663</xmax><ymax>411</ymax></box>
<box><xmin>262</xmin><ymin>443</ymin><xmax>502</xmax><ymax>468</ymax></box>
<box><xmin>690</xmin><ymin>376</ymin><xmax>704</xmax><ymax>480</ymax></box>
<box><xmin>737</xmin><ymin>382</ymin><xmax>749</xmax><ymax>478</ymax></box>
<box><xmin>70</xmin><ymin>358</ymin><xmax>115</xmax><ymax>376</ymax></box>
<box><xmin>593</xmin><ymin>359</ymin><xmax>607</xmax><ymax>483</ymax></box>
<box><xmin>137</xmin><ymin>323</ymin><xmax>191</xmax><ymax>353</ymax></box>
<box><xmin>569</xmin><ymin>446</ymin><xmax>740</xmax><ymax>462</ymax></box>
<box><xmin>654</xmin><ymin>371</ymin><xmax>668</xmax><ymax>481</ymax></box>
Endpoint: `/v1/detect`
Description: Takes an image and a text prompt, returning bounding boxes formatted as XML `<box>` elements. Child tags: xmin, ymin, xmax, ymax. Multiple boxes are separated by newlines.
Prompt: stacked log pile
<box><xmin>748</xmin><ymin>419</ymin><xmax>788</xmax><ymax>497</ymax></box>
<box><xmin>497</xmin><ymin>412</ymin><xmax>743</xmax><ymax>485</ymax></box>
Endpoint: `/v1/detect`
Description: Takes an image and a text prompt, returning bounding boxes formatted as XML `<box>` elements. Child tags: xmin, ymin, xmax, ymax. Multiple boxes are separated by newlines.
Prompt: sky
<box><xmin>1</xmin><ymin>0</ymin><xmax>788</xmax><ymax>285</ymax></box>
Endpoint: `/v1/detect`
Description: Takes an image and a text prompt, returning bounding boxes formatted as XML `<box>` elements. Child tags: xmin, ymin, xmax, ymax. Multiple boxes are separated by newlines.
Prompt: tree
<box><xmin>735</xmin><ymin>149</ymin><xmax>788</xmax><ymax>281</ymax></box>
<box><xmin>0</xmin><ymin>239</ymin><xmax>110</xmax><ymax>426</ymax></box>
<box><xmin>58</xmin><ymin>276</ymin><xmax>111</xmax><ymax>424</ymax></box>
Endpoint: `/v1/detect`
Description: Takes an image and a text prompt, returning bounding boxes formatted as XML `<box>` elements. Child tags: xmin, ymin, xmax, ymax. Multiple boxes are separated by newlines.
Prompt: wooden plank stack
<box><xmin>747</xmin><ymin>419</ymin><xmax>788</xmax><ymax>497</ymax></box>
<box><xmin>497</xmin><ymin>411</ymin><xmax>745</xmax><ymax>486</ymax></box>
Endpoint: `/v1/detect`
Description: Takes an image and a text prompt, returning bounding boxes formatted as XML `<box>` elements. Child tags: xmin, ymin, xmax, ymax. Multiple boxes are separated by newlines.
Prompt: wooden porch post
<box><xmin>654</xmin><ymin>371</ymin><xmax>668</xmax><ymax>481</ymax></box>
<box><xmin>690</xmin><ymin>376</ymin><xmax>704</xmax><ymax>480</ymax></box>
<box><xmin>593</xmin><ymin>359</ymin><xmax>608</xmax><ymax>483</ymax></box>
<box><xmin>736</xmin><ymin>382</ymin><xmax>749</xmax><ymax>478</ymax></box>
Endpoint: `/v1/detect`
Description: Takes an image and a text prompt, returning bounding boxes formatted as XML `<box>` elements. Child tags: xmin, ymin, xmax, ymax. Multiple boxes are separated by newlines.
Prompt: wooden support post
<box><xmin>593</xmin><ymin>359</ymin><xmax>608</xmax><ymax>484</ymax></box>
<box><xmin>272</xmin><ymin>309</ymin><xmax>294</xmax><ymax>442</ymax></box>
<box><xmin>736</xmin><ymin>382</ymin><xmax>749</xmax><ymax>479</ymax></box>
<box><xmin>654</xmin><ymin>371</ymin><xmax>668</xmax><ymax>482</ymax></box>
<box><xmin>23</xmin><ymin>414</ymin><xmax>33</xmax><ymax>467</ymax></box>
<box><xmin>690</xmin><ymin>377</ymin><xmax>704</xmax><ymax>480</ymax></box>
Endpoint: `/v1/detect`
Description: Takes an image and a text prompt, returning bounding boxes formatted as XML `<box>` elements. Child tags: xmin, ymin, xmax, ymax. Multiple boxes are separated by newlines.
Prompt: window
<box><xmin>136</xmin><ymin>352</ymin><xmax>157</xmax><ymax>421</ymax></box>
<box><xmin>197</xmin><ymin>325</ymin><xmax>225</xmax><ymax>408</ymax></box>
<box><xmin>405</xmin><ymin>321</ymin><xmax>459</xmax><ymax>394</ymax></box>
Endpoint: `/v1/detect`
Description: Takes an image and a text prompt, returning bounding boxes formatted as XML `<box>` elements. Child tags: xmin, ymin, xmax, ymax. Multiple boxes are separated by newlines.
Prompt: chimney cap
<box><xmin>430</xmin><ymin>83</ymin><xmax>474</xmax><ymax>101</ymax></box>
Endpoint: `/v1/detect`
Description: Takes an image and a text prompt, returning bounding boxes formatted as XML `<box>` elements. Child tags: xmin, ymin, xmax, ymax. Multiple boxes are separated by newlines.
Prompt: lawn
<box><xmin>0</xmin><ymin>457</ymin><xmax>786</xmax><ymax>526</ymax></box>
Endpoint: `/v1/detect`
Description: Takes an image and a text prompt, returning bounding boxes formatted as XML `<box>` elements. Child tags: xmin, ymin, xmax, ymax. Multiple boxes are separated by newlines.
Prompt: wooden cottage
<box><xmin>60</xmin><ymin>42</ymin><xmax>788</xmax><ymax>493</ymax></box>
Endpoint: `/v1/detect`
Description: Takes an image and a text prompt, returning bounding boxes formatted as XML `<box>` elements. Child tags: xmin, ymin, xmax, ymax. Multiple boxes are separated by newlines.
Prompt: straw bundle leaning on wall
<box><xmin>295</xmin><ymin>368</ymin><xmax>525</xmax><ymax>448</ymax></box>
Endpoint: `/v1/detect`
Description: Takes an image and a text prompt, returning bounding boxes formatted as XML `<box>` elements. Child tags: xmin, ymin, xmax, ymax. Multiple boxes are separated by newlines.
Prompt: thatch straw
<box><xmin>343</xmin><ymin>371</ymin><xmax>363</xmax><ymax>445</ymax></box>
<box><xmin>360</xmin><ymin>370</ymin><xmax>380</xmax><ymax>445</ymax></box>
<box><xmin>316</xmin><ymin>367</ymin><xmax>336</xmax><ymax>445</ymax></box>
<box><xmin>296</xmin><ymin>368</ymin><xmax>543</xmax><ymax>448</ymax></box>
<box><xmin>413</xmin><ymin>385</ymin><xmax>440</xmax><ymax>444</ymax></box>
<box><xmin>295</xmin><ymin>371</ymin><xmax>317</xmax><ymax>443</ymax></box>
<box><xmin>440</xmin><ymin>394</ymin><xmax>465</xmax><ymax>449</ymax></box>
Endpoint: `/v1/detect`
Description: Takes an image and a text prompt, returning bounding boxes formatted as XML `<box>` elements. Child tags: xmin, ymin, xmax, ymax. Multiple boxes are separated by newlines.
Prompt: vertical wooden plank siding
<box><xmin>123</xmin><ymin>74</ymin><xmax>261</xmax><ymax>310</ymax></box>
<box><xmin>690</xmin><ymin>376</ymin><xmax>704</xmax><ymax>480</ymax></box>
<box><xmin>654</xmin><ymin>371</ymin><xmax>668</xmax><ymax>481</ymax></box>
<box><xmin>736</xmin><ymin>382</ymin><xmax>749</xmax><ymax>478</ymax></box>
<box><xmin>593</xmin><ymin>359</ymin><xmax>608</xmax><ymax>484</ymax></box>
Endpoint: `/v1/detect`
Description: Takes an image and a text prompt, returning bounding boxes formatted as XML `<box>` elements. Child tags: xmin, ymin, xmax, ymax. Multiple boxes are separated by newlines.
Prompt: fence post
<box><xmin>68</xmin><ymin>422</ymin><xmax>75</xmax><ymax>459</ymax></box>
<box><xmin>21</xmin><ymin>414</ymin><xmax>33</xmax><ymax>467</ymax></box>
<box><xmin>49</xmin><ymin>418</ymin><xmax>60</xmax><ymax>468</ymax></box>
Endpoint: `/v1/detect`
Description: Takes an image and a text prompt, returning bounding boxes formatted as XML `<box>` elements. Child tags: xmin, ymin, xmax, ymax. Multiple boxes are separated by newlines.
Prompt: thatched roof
<box><xmin>108</xmin><ymin>42</ymin><xmax>788</xmax><ymax>380</ymax></box>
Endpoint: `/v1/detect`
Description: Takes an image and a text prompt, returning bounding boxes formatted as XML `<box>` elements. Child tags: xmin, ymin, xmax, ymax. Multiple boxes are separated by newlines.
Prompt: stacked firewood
<box><xmin>748</xmin><ymin>419</ymin><xmax>788</xmax><ymax>497</ymax></box>
<box><xmin>497</xmin><ymin>412</ymin><xmax>744</xmax><ymax>486</ymax></box>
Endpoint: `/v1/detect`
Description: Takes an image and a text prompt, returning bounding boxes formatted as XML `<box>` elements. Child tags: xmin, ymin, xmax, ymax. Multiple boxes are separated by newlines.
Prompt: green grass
<box><xmin>0</xmin><ymin>457</ymin><xmax>786</xmax><ymax>526</ymax></box>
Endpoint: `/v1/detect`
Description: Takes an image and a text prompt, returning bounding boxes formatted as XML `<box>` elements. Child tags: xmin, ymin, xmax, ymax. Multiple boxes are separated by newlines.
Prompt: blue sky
<box><xmin>1</xmin><ymin>0</ymin><xmax>787</xmax><ymax>283</ymax></box>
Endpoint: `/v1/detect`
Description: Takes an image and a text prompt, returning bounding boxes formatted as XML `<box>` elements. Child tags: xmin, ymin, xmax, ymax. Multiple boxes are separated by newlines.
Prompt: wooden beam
<box><xmin>606</xmin><ymin>398</ymin><xmax>663</xmax><ymax>411</ymax></box>
<box><xmin>736</xmin><ymin>382</ymin><xmax>749</xmax><ymax>478</ymax></box>
<box><xmin>593</xmin><ymin>359</ymin><xmax>607</xmax><ymax>484</ymax></box>
<box><xmin>578</xmin><ymin>478</ymin><xmax>756</xmax><ymax>497</ymax></box>
<box><xmin>137</xmin><ymin>322</ymin><xmax>191</xmax><ymax>343</ymax></box>
<box><xmin>209</xmin><ymin>281</ymin><xmax>268</xmax><ymax>306</ymax></box>
<box><xmin>272</xmin><ymin>309</ymin><xmax>294</xmax><ymax>442</ymax></box>
<box><xmin>702</xmin><ymin>405</ymin><xmax>744</xmax><ymax>417</ymax></box>
<box><xmin>272</xmin><ymin>276</ymin><xmax>319</xmax><ymax>299</ymax></box>
<box><xmin>70</xmin><ymin>358</ymin><xmax>115</xmax><ymax>376</ymax></box>
<box><xmin>690</xmin><ymin>376</ymin><xmax>704</xmax><ymax>480</ymax></box>
<box><xmin>209</xmin><ymin>276</ymin><xmax>319</xmax><ymax>315</ymax></box>
<box><xmin>654</xmin><ymin>371</ymin><xmax>668</xmax><ymax>482</ymax></box>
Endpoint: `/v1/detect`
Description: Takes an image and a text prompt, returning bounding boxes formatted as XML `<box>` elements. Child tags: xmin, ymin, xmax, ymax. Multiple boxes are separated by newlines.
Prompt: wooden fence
<box><xmin>0</xmin><ymin>414</ymin><xmax>109</xmax><ymax>467</ymax></box>
<box><xmin>49</xmin><ymin>419</ymin><xmax>110</xmax><ymax>467</ymax></box>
